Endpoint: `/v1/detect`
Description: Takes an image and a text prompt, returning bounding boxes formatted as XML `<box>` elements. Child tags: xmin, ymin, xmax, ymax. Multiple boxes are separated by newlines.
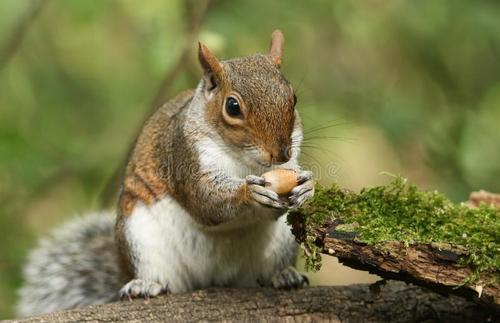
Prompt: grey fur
<box><xmin>17</xmin><ymin>212</ymin><xmax>122</xmax><ymax>317</ymax></box>
<box><xmin>17</xmin><ymin>35</ymin><xmax>314</xmax><ymax>316</ymax></box>
<box><xmin>271</xmin><ymin>266</ymin><xmax>309</xmax><ymax>289</ymax></box>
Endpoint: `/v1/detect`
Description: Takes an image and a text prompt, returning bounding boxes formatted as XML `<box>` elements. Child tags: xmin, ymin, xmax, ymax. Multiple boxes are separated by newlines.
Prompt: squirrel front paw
<box><xmin>119</xmin><ymin>279</ymin><xmax>168</xmax><ymax>300</ymax></box>
<box><xmin>246</xmin><ymin>175</ymin><xmax>286</xmax><ymax>210</ymax></box>
<box><xmin>289</xmin><ymin>170</ymin><xmax>315</xmax><ymax>208</ymax></box>
<box><xmin>271</xmin><ymin>266</ymin><xmax>309</xmax><ymax>289</ymax></box>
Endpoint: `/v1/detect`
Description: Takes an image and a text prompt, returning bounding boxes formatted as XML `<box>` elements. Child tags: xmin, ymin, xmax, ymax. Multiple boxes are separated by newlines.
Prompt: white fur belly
<box><xmin>125</xmin><ymin>196</ymin><xmax>294</xmax><ymax>292</ymax></box>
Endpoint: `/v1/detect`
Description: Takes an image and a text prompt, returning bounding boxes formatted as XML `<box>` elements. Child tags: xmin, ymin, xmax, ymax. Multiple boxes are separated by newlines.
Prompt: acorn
<box><xmin>262</xmin><ymin>169</ymin><xmax>298</xmax><ymax>196</ymax></box>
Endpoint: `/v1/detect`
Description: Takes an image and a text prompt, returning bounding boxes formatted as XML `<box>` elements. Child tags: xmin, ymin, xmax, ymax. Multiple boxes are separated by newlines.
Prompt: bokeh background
<box><xmin>1</xmin><ymin>0</ymin><xmax>500</xmax><ymax>318</ymax></box>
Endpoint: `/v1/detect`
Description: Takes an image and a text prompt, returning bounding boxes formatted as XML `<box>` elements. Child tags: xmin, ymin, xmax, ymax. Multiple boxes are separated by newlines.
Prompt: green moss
<box><xmin>289</xmin><ymin>175</ymin><xmax>500</xmax><ymax>284</ymax></box>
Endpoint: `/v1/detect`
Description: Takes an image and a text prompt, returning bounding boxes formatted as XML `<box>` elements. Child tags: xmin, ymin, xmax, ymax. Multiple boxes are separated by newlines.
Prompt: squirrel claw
<box><xmin>271</xmin><ymin>266</ymin><xmax>308</xmax><ymax>289</ymax></box>
<box><xmin>297</xmin><ymin>170</ymin><xmax>313</xmax><ymax>185</ymax></box>
<box><xmin>119</xmin><ymin>279</ymin><xmax>166</xmax><ymax>300</ymax></box>
<box><xmin>248</xmin><ymin>184</ymin><xmax>286</xmax><ymax>209</ymax></box>
<box><xmin>246</xmin><ymin>175</ymin><xmax>266</xmax><ymax>186</ymax></box>
<box><xmin>289</xmin><ymin>172</ymin><xmax>315</xmax><ymax>208</ymax></box>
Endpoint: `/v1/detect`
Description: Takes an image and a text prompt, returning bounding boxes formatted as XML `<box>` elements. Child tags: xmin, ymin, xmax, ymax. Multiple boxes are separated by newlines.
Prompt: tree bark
<box><xmin>304</xmin><ymin>223</ymin><xmax>500</xmax><ymax>312</ymax></box>
<box><xmin>9</xmin><ymin>282</ymin><xmax>493</xmax><ymax>322</ymax></box>
<box><xmin>289</xmin><ymin>189</ymin><xmax>500</xmax><ymax>312</ymax></box>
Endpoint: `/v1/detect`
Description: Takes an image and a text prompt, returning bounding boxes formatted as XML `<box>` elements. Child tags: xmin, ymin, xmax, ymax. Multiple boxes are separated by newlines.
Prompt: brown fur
<box><xmin>202</xmin><ymin>54</ymin><xmax>296</xmax><ymax>164</ymax></box>
<box><xmin>116</xmin><ymin>90</ymin><xmax>193</xmax><ymax>280</ymax></box>
<box><xmin>115</xmin><ymin>32</ymin><xmax>298</xmax><ymax>278</ymax></box>
<box><xmin>118</xmin><ymin>90</ymin><xmax>194</xmax><ymax>216</ymax></box>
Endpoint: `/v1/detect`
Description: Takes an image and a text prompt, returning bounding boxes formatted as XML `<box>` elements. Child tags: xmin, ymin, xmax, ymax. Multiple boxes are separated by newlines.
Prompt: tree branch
<box><xmin>149</xmin><ymin>0</ymin><xmax>214</xmax><ymax>110</ymax></box>
<box><xmin>0</xmin><ymin>0</ymin><xmax>46</xmax><ymax>72</ymax></box>
<box><xmin>288</xmin><ymin>183</ymin><xmax>500</xmax><ymax>312</ymax></box>
<box><xmin>98</xmin><ymin>0</ymin><xmax>215</xmax><ymax>208</ymax></box>
<box><xmin>10</xmin><ymin>282</ymin><xmax>493</xmax><ymax>322</ymax></box>
<box><xmin>317</xmin><ymin>227</ymin><xmax>499</xmax><ymax>309</ymax></box>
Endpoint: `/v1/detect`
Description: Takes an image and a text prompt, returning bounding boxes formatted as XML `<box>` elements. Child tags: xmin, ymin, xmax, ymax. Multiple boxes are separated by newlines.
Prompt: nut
<box><xmin>262</xmin><ymin>169</ymin><xmax>298</xmax><ymax>196</ymax></box>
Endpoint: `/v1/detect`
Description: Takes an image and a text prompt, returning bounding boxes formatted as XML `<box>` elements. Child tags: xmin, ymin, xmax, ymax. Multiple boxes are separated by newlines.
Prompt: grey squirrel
<box><xmin>17</xmin><ymin>30</ymin><xmax>315</xmax><ymax>316</ymax></box>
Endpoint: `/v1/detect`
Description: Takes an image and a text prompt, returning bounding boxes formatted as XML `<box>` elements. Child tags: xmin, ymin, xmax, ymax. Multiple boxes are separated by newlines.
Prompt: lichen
<box><xmin>288</xmin><ymin>175</ymin><xmax>500</xmax><ymax>284</ymax></box>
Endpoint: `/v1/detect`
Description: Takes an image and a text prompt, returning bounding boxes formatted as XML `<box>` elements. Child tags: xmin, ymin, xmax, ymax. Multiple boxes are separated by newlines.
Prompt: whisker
<box><xmin>300</xmin><ymin>144</ymin><xmax>344</xmax><ymax>162</ymax></box>
<box><xmin>303</xmin><ymin>135</ymin><xmax>356</xmax><ymax>142</ymax></box>
<box><xmin>298</xmin><ymin>150</ymin><xmax>323</xmax><ymax>165</ymax></box>
<box><xmin>304</xmin><ymin>121</ymin><xmax>351</xmax><ymax>135</ymax></box>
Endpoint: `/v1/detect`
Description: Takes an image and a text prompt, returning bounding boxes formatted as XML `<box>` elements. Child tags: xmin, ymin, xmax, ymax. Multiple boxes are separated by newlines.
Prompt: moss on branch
<box><xmin>288</xmin><ymin>175</ymin><xmax>500</xmax><ymax>286</ymax></box>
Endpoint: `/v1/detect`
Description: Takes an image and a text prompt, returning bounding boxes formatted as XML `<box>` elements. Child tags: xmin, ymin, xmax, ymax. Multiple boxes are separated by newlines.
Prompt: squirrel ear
<box><xmin>198</xmin><ymin>42</ymin><xmax>223</xmax><ymax>88</ymax></box>
<box><xmin>268</xmin><ymin>30</ymin><xmax>285</xmax><ymax>67</ymax></box>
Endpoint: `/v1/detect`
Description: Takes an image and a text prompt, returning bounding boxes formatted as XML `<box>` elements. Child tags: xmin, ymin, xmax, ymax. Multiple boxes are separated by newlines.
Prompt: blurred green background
<box><xmin>1</xmin><ymin>0</ymin><xmax>500</xmax><ymax>318</ymax></box>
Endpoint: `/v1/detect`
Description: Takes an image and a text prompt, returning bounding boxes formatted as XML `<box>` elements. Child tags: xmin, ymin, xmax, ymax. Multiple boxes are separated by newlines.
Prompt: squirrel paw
<box><xmin>289</xmin><ymin>171</ymin><xmax>314</xmax><ymax>208</ymax></box>
<box><xmin>246</xmin><ymin>175</ymin><xmax>286</xmax><ymax>210</ymax></box>
<box><xmin>119</xmin><ymin>279</ymin><xmax>168</xmax><ymax>300</ymax></box>
<box><xmin>271</xmin><ymin>266</ymin><xmax>309</xmax><ymax>289</ymax></box>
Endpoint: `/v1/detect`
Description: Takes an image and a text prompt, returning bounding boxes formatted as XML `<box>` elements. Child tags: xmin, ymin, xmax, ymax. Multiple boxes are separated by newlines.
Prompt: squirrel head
<box><xmin>196</xmin><ymin>30</ymin><xmax>299</xmax><ymax>167</ymax></box>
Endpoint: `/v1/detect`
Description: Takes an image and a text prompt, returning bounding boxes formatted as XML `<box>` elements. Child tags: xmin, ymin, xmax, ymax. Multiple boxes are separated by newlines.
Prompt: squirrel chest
<box><xmin>125</xmin><ymin>195</ymin><xmax>293</xmax><ymax>292</ymax></box>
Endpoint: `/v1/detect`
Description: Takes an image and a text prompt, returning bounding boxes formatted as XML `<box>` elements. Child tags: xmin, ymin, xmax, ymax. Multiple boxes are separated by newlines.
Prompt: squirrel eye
<box><xmin>225</xmin><ymin>97</ymin><xmax>242</xmax><ymax>117</ymax></box>
<box><xmin>293</xmin><ymin>94</ymin><xmax>297</xmax><ymax>107</ymax></box>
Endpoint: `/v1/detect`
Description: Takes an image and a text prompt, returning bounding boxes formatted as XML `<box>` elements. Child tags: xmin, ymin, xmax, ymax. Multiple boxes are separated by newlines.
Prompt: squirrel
<box><xmin>17</xmin><ymin>30</ymin><xmax>315</xmax><ymax>316</ymax></box>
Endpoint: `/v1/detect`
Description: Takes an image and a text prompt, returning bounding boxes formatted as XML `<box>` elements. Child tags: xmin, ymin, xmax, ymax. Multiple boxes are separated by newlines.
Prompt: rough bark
<box><xmin>8</xmin><ymin>282</ymin><xmax>493</xmax><ymax>322</ymax></box>
<box><xmin>468</xmin><ymin>190</ymin><xmax>500</xmax><ymax>208</ymax></box>
<box><xmin>313</xmin><ymin>224</ymin><xmax>499</xmax><ymax>311</ymax></box>
<box><xmin>287</xmin><ymin>189</ymin><xmax>500</xmax><ymax>311</ymax></box>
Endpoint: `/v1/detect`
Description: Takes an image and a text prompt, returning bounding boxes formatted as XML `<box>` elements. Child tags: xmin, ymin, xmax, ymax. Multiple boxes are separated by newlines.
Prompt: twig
<box><xmin>149</xmin><ymin>0</ymin><xmax>214</xmax><ymax>110</ymax></box>
<box><xmin>468</xmin><ymin>190</ymin><xmax>500</xmax><ymax>208</ymax></box>
<box><xmin>0</xmin><ymin>0</ymin><xmax>47</xmax><ymax>72</ymax></box>
<box><xmin>99</xmin><ymin>0</ymin><xmax>215</xmax><ymax>207</ymax></box>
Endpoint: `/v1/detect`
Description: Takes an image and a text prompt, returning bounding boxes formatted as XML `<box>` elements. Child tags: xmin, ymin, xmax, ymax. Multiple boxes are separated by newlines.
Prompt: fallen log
<box><xmin>9</xmin><ymin>282</ymin><xmax>492</xmax><ymax>322</ymax></box>
<box><xmin>318</xmin><ymin>226</ymin><xmax>499</xmax><ymax>309</ymax></box>
<box><xmin>288</xmin><ymin>177</ymin><xmax>500</xmax><ymax>311</ymax></box>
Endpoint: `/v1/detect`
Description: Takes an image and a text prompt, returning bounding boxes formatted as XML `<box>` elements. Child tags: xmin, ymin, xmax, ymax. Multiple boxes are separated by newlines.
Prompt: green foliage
<box><xmin>1</xmin><ymin>0</ymin><xmax>500</xmax><ymax>318</ymax></box>
<box><xmin>290</xmin><ymin>176</ymin><xmax>500</xmax><ymax>285</ymax></box>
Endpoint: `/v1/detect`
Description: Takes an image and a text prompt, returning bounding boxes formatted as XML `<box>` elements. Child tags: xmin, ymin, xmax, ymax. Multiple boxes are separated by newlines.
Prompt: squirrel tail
<box><xmin>17</xmin><ymin>212</ymin><xmax>122</xmax><ymax>317</ymax></box>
